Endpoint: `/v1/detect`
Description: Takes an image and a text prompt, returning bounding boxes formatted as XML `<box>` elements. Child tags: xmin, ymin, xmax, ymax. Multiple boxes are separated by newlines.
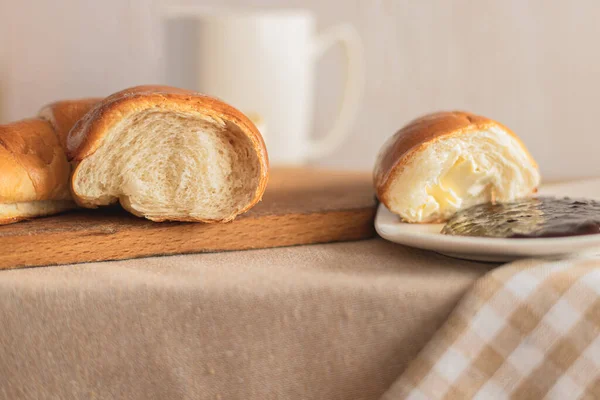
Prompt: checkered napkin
<box><xmin>382</xmin><ymin>256</ymin><xmax>600</xmax><ymax>400</ymax></box>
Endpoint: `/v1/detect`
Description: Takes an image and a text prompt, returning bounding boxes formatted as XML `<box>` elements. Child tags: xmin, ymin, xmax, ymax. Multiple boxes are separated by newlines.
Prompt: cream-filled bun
<box><xmin>373</xmin><ymin>111</ymin><xmax>540</xmax><ymax>223</ymax></box>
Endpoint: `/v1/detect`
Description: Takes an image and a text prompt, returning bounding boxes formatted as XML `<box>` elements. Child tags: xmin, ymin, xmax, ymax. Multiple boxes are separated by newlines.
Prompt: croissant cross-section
<box><xmin>67</xmin><ymin>85</ymin><xmax>269</xmax><ymax>222</ymax></box>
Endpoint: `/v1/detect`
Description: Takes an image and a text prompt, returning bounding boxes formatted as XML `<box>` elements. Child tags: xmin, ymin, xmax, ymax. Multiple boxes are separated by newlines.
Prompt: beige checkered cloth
<box><xmin>382</xmin><ymin>256</ymin><xmax>600</xmax><ymax>400</ymax></box>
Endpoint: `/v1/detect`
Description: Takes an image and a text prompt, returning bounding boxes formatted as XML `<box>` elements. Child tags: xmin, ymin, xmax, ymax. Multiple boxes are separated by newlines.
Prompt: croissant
<box><xmin>66</xmin><ymin>85</ymin><xmax>269</xmax><ymax>222</ymax></box>
<box><xmin>39</xmin><ymin>98</ymin><xmax>101</xmax><ymax>150</ymax></box>
<box><xmin>373</xmin><ymin>111</ymin><xmax>540</xmax><ymax>223</ymax></box>
<box><xmin>0</xmin><ymin>99</ymin><xmax>99</xmax><ymax>224</ymax></box>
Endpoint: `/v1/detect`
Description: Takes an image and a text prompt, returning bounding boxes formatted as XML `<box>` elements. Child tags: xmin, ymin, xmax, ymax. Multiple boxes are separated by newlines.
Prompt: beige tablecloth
<box><xmin>0</xmin><ymin>239</ymin><xmax>492</xmax><ymax>399</ymax></box>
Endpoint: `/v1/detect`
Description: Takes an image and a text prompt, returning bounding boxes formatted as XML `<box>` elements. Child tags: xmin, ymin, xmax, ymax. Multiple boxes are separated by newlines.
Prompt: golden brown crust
<box><xmin>67</xmin><ymin>85</ymin><xmax>269</xmax><ymax>223</ymax></box>
<box><xmin>373</xmin><ymin>111</ymin><xmax>538</xmax><ymax>206</ymax></box>
<box><xmin>38</xmin><ymin>98</ymin><xmax>101</xmax><ymax>150</ymax></box>
<box><xmin>0</xmin><ymin>118</ymin><xmax>72</xmax><ymax>204</ymax></box>
<box><xmin>0</xmin><ymin>218</ymin><xmax>24</xmax><ymax>225</ymax></box>
<box><xmin>0</xmin><ymin>99</ymin><xmax>97</xmax><ymax>225</ymax></box>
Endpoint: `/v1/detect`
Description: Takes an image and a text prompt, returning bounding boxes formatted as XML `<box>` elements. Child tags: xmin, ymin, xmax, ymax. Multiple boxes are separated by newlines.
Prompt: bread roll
<box><xmin>0</xmin><ymin>99</ymin><xmax>99</xmax><ymax>224</ymax></box>
<box><xmin>374</xmin><ymin>111</ymin><xmax>540</xmax><ymax>223</ymax></box>
<box><xmin>39</xmin><ymin>98</ymin><xmax>102</xmax><ymax>149</ymax></box>
<box><xmin>0</xmin><ymin>118</ymin><xmax>74</xmax><ymax>224</ymax></box>
<box><xmin>67</xmin><ymin>85</ymin><xmax>269</xmax><ymax>222</ymax></box>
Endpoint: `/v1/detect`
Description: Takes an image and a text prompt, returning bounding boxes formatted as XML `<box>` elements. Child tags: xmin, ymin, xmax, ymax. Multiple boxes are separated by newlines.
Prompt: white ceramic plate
<box><xmin>375</xmin><ymin>179</ymin><xmax>600</xmax><ymax>262</ymax></box>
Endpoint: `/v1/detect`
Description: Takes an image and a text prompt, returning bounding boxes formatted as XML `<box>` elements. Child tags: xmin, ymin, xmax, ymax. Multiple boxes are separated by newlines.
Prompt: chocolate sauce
<box><xmin>442</xmin><ymin>197</ymin><xmax>600</xmax><ymax>238</ymax></box>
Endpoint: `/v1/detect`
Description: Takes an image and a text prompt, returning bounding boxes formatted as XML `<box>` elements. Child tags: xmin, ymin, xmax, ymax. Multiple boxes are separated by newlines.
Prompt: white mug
<box><xmin>162</xmin><ymin>7</ymin><xmax>364</xmax><ymax>165</ymax></box>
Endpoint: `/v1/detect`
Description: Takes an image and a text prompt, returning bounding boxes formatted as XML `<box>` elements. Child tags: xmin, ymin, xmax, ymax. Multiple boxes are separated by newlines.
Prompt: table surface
<box><xmin>0</xmin><ymin>238</ymin><xmax>493</xmax><ymax>400</ymax></box>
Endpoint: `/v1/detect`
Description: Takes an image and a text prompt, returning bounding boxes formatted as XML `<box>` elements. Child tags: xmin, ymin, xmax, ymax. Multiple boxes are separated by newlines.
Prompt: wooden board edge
<box><xmin>1</xmin><ymin>209</ymin><xmax>376</xmax><ymax>270</ymax></box>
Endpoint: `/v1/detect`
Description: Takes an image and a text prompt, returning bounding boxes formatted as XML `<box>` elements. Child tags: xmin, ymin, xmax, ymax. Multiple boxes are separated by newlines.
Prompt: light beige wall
<box><xmin>2</xmin><ymin>0</ymin><xmax>600</xmax><ymax>180</ymax></box>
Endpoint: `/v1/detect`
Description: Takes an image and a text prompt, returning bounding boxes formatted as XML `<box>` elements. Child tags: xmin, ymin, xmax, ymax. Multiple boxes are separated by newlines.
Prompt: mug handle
<box><xmin>309</xmin><ymin>24</ymin><xmax>365</xmax><ymax>159</ymax></box>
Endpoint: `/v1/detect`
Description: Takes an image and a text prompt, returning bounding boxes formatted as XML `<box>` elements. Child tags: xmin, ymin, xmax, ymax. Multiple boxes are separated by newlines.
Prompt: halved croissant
<box><xmin>374</xmin><ymin>111</ymin><xmax>540</xmax><ymax>223</ymax></box>
<box><xmin>66</xmin><ymin>85</ymin><xmax>269</xmax><ymax>222</ymax></box>
<box><xmin>0</xmin><ymin>99</ymin><xmax>99</xmax><ymax>224</ymax></box>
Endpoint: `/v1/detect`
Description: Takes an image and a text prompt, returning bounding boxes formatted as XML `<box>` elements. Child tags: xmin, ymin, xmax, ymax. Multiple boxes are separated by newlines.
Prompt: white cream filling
<box><xmin>387</xmin><ymin>127</ymin><xmax>540</xmax><ymax>223</ymax></box>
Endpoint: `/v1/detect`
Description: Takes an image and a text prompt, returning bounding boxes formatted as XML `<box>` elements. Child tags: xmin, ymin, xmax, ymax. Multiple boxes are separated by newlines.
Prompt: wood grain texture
<box><xmin>0</xmin><ymin>168</ymin><xmax>376</xmax><ymax>269</ymax></box>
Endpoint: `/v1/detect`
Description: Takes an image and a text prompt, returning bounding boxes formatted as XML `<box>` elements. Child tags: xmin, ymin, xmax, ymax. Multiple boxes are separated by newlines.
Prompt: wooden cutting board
<box><xmin>1</xmin><ymin>168</ymin><xmax>377</xmax><ymax>269</ymax></box>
